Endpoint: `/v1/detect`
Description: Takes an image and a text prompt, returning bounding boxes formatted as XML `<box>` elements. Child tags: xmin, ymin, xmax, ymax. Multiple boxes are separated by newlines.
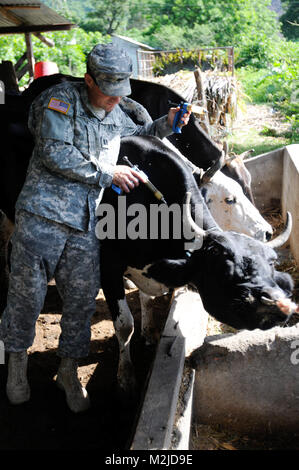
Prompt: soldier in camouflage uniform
<box><xmin>0</xmin><ymin>43</ymin><xmax>190</xmax><ymax>412</ymax></box>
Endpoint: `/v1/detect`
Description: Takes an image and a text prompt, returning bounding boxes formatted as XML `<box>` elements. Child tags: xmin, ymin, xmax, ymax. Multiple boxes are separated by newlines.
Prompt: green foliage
<box><xmin>42</xmin><ymin>0</ymin><xmax>284</xmax><ymax>70</ymax></box>
<box><xmin>236</xmin><ymin>38</ymin><xmax>299</xmax><ymax>142</ymax></box>
<box><xmin>285</xmin><ymin>115</ymin><xmax>299</xmax><ymax>142</ymax></box>
<box><xmin>228</xmin><ymin>121</ymin><xmax>292</xmax><ymax>157</ymax></box>
<box><xmin>41</xmin><ymin>0</ymin><xmax>94</xmax><ymax>24</ymax></box>
<box><xmin>82</xmin><ymin>0</ymin><xmax>132</xmax><ymax>35</ymax></box>
<box><xmin>0</xmin><ymin>28</ymin><xmax>108</xmax><ymax>85</ymax></box>
<box><xmin>139</xmin><ymin>23</ymin><xmax>216</xmax><ymax>51</ymax></box>
<box><xmin>31</xmin><ymin>29</ymin><xmax>107</xmax><ymax>76</ymax></box>
<box><xmin>234</xmin><ymin>35</ymin><xmax>278</xmax><ymax>68</ymax></box>
<box><xmin>142</xmin><ymin>0</ymin><xmax>279</xmax><ymax>45</ymax></box>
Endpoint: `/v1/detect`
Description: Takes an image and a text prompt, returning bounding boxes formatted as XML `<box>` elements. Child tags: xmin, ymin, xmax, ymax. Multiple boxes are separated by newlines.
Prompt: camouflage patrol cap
<box><xmin>87</xmin><ymin>43</ymin><xmax>132</xmax><ymax>96</ymax></box>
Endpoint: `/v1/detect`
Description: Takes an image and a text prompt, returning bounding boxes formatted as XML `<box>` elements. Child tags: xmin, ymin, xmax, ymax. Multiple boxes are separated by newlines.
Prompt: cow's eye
<box><xmin>225</xmin><ymin>196</ymin><xmax>237</xmax><ymax>205</ymax></box>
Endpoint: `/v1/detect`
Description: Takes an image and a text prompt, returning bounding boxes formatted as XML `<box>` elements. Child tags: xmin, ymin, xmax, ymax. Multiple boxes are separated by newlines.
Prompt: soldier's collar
<box><xmin>80</xmin><ymin>86</ymin><xmax>105</xmax><ymax>120</ymax></box>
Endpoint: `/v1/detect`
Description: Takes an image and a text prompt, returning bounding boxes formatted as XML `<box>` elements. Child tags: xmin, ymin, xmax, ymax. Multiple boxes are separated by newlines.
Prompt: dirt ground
<box><xmin>233</xmin><ymin>103</ymin><xmax>291</xmax><ymax>136</ymax></box>
<box><xmin>0</xmin><ymin>284</ymin><xmax>170</xmax><ymax>451</ymax></box>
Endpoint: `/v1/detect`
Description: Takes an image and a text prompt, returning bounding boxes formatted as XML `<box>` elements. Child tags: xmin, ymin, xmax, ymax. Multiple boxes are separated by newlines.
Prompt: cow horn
<box><xmin>225</xmin><ymin>149</ymin><xmax>255</xmax><ymax>165</ymax></box>
<box><xmin>266</xmin><ymin>212</ymin><xmax>292</xmax><ymax>249</ymax></box>
<box><xmin>184</xmin><ymin>192</ymin><xmax>206</xmax><ymax>238</ymax></box>
<box><xmin>224</xmin><ymin>154</ymin><xmax>237</xmax><ymax>165</ymax></box>
<box><xmin>239</xmin><ymin>149</ymin><xmax>255</xmax><ymax>160</ymax></box>
<box><xmin>198</xmin><ymin>151</ymin><xmax>226</xmax><ymax>186</ymax></box>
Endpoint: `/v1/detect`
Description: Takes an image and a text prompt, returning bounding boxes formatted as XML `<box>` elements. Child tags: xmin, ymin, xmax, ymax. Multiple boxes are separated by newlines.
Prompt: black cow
<box><xmin>98</xmin><ymin>136</ymin><xmax>294</xmax><ymax>393</ymax></box>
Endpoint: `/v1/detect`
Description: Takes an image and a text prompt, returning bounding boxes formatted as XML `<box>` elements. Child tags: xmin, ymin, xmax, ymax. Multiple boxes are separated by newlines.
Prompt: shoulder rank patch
<box><xmin>48</xmin><ymin>97</ymin><xmax>71</xmax><ymax>114</ymax></box>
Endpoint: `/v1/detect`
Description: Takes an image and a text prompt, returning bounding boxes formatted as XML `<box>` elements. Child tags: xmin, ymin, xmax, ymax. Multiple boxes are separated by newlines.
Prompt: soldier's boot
<box><xmin>56</xmin><ymin>357</ymin><xmax>90</xmax><ymax>413</ymax></box>
<box><xmin>6</xmin><ymin>351</ymin><xmax>30</xmax><ymax>405</ymax></box>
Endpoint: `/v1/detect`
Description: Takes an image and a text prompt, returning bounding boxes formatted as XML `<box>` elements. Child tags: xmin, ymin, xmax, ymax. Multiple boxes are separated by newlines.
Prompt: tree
<box><xmin>83</xmin><ymin>0</ymin><xmax>132</xmax><ymax>35</ymax></box>
<box><xmin>137</xmin><ymin>0</ymin><xmax>280</xmax><ymax>50</ymax></box>
<box><xmin>42</xmin><ymin>0</ymin><xmax>94</xmax><ymax>24</ymax></box>
<box><xmin>280</xmin><ymin>0</ymin><xmax>299</xmax><ymax>40</ymax></box>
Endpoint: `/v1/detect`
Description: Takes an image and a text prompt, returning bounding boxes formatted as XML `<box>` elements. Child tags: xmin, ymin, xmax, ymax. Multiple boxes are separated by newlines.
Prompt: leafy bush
<box><xmin>142</xmin><ymin>23</ymin><xmax>216</xmax><ymax>51</ymax></box>
<box><xmin>236</xmin><ymin>38</ymin><xmax>299</xmax><ymax>142</ymax></box>
<box><xmin>0</xmin><ymin>28</ymin><xmax>109</xmax><ymax>86</ymax></box>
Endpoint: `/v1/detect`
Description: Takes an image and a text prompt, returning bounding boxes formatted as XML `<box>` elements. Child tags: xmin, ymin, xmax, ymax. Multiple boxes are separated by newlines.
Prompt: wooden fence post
<box><xmin>194</xmin><ymin>68</ymin><xmax>210</xmax><ymax>135</ymax></box>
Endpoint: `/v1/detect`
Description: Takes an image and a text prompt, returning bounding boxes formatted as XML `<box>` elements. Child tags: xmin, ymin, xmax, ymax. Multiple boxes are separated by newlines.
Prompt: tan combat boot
<box><xmin>6</xmin><ymin>351</ymin><xmax>30</xmax><ymax>405</ymax></box>
<box><xmin>56</xmin><ymin>357</ymin><xmax>90</xmax><ymax>413</ymax></box>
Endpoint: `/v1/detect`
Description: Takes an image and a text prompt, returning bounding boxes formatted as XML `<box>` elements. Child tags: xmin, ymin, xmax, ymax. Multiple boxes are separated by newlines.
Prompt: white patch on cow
<box><xmin>125</xmin><ymin>264</ymin><xmax>169</xmax><ymax>296</ymax></box>
<box><xmin>201</xmin><ymin>172</ymin><xmax>273</xmax><ymax>241</ymax></box>
<box><xmin>163</xmin><ymin>138</ymin><xmax>272</xmax><ymax>242</ymax></box>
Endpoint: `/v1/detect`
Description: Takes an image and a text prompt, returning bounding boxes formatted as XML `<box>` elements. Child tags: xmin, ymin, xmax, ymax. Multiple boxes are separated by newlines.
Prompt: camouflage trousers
<box><xmin>0</xmin><ymin>210</ymin><xmax>100</xmax><ymax>357</ymax></box>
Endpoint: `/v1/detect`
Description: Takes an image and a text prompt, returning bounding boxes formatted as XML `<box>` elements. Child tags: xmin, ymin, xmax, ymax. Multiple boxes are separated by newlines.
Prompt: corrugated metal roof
<box><xmin>112</xmin><ymin>34</ymin><xmax>155</xmax><ymax>51</ymax></box>
<box><xmin>0</xmin><ymin>1</ymin><xmax>76</xmax><ymax>34</ymax></box>
<box><xmin>0</xmin><ymin>1</ymin><xmax>41</xmax><ymax>6</ymax></box>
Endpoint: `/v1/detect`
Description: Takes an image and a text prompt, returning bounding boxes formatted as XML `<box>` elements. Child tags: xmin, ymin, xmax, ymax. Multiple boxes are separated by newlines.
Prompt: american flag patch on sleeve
<box><xmin>48</xmin><ymin>97</ymin><xmax>71</xmax><ymax>114</ymax></box>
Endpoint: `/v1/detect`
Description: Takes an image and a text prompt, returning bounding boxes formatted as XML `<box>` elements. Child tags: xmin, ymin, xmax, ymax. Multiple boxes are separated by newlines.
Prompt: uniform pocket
<box><xmin>74</xmin><ymin>116</ymin><xmax>97</xmax><ymax>158</ymax></box>
<box><xmin>41</xmin><ymin>108</ymin><xmax>73</xmax><ymax>144</ymax></box>
<box><xmin>9</xmin><ymin>239</ymin><xmax>48</xmax><ymax>300</ymax></box>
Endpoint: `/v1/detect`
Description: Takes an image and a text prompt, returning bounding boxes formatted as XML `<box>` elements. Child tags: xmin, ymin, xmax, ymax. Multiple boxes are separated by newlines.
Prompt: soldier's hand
<box><xmin>167</xmin><ymin>106</ymin><xmax>191</xmax><ymax>129</ymax></box>
<box><xmin>112</xmin><ymin>165</ymin><xmax>146</xmax><ymax>193</ymax></box>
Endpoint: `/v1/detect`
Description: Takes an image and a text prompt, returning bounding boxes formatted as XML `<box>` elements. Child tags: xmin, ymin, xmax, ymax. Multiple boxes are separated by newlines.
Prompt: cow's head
<box><xmin>187</xmin><ymin>202</ymin><xmax>296</xmax><ymax>330</ymax></box>
<box><xmin>201</xmin><ymin>171</ymin><xmax>273</xmax><ymax>242</ymax></box>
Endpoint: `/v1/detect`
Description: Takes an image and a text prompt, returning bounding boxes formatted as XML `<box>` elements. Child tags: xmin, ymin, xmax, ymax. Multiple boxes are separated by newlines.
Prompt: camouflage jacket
<box><xmin>16</xmin><ymin>81</ymin><xmax>173</xmax><ymax>231</ymax></box>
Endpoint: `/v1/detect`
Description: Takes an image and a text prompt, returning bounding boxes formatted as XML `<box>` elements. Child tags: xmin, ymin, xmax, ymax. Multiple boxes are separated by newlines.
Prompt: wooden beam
<box><xmin>34</xmin><ymin>32</ymin><xmax>54</xmax><ymax>47</ymax></box>
<box><xmin>194</xmin><ymin>68</ymin><xmax>210</xmax><ymax>136</ymax></box>
<box><xmin>0</xmin><ymin>24</ymin><xmax>75</xmax><ymax>34</ymax></box>
<box><xmin>4</xmin><ymin>5</ymin><xmax>40</xmax><ymax>9</ymax></box>
<box><xmin>16</xmin><ymin>62</ymin><xmax>28</xmax><ymax>80</ymax></box>
<box><xmin>14</xmin><ymin>51</ymin><xmax>27</xmax><ymax>70</ymax></box>
<box><xmin>25</xmin><ymin>32</ymin><xmax>34</xmax><ymax>78</ymax></box>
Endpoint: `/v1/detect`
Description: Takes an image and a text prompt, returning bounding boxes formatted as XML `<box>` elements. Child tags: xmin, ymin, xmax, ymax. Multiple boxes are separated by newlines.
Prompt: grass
<box><xmin>228</xmin><ymin>66</ymin><xmax>299</xmax><ymax>155</ymax></box>
<box><xmin>227</xmin><ymin>121</ymin><xmax>292</xmax><ymax>157</ymax></box>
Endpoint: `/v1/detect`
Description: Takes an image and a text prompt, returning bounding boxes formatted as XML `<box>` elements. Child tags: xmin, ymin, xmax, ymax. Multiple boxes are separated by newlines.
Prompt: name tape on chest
<box><xmin>48</xmin><ymin>97</ymin><xmax>71</xmax><ymax>114</ymax></box>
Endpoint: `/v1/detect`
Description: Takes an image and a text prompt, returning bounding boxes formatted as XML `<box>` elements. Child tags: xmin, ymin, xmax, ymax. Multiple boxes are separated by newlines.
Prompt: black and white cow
<box><xmin>98</xmin><ymin>135</ymin><xmax>295</xmax><ymax>393</ymax></box>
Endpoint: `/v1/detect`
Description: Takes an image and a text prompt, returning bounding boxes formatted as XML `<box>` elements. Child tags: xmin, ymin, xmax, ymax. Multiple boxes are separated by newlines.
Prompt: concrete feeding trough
<box><xmin>131</xmin><ymin>287</ymin><xmax>209</xmax><ymax>450</ymax></box>
<box><xmin>130</xmin><ymin>144</ymin><xmax>299</xmax><ymax>449</ymax></box>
